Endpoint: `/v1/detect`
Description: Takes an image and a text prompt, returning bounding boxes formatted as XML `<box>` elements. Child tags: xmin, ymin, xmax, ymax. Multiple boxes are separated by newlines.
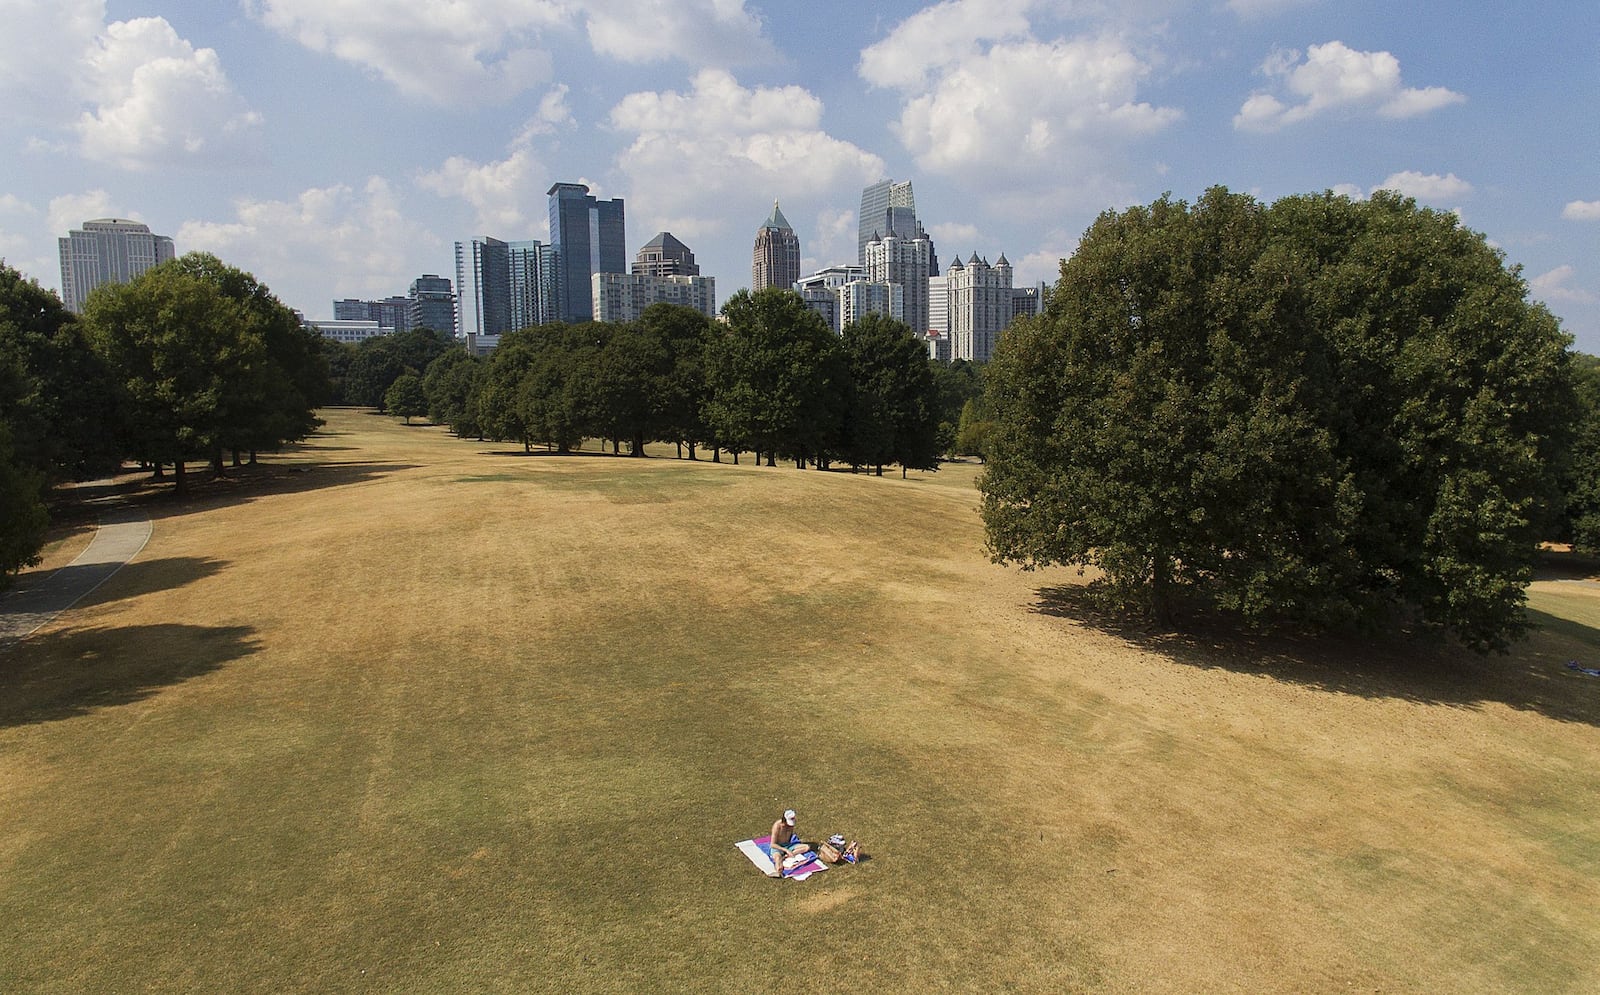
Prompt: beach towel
<box><xmin>735</xmin><ymin>835</ymin><xmax>828</xmax><ymax>881</ymax></box>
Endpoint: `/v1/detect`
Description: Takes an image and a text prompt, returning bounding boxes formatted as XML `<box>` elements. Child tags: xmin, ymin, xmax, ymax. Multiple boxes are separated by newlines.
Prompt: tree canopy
<box><xmin>981</xmin><ymin>187</ymin><xmax>1575</xmax><ymax>651</ymax></box>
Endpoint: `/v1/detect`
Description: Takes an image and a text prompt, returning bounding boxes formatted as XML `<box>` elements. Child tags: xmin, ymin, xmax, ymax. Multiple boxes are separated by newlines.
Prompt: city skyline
<box><xmin>1</xmin><ymin>2</ymin><xmax>1596</xmax><ymax>350</ymax></box>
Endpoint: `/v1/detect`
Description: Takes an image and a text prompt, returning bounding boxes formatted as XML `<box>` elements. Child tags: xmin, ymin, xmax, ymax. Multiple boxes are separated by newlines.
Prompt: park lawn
<box><xmin>2</xmin><ymin>407</ymin><xmax>1598</xmax><ymax>993</ymax></box>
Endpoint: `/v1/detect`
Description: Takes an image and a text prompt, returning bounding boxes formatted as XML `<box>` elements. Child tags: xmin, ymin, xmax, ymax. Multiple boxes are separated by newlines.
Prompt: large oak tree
<box><xmin>982</xmin><ymin>188</ymin><xmax>1574</xmax><ymax>650</ymax></box>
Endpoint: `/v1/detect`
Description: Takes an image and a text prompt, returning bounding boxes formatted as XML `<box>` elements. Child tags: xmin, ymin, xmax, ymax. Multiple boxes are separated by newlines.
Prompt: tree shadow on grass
<box><xmin>122</xmin><ymin>460</ymin><xmax>420</xmax><ymax>521</ymax></box>
<box><xmin>1032</xmin><ymin>585</ymin><xmax>1600</xmax><ymax>728</ymax></box>
<box><xmin>1</xmin><ymin>557</ymin><xmax>227</xmax><ymax>629</ymax></box>
<box><xmin>0</xmin><ymin>623</ymin><xmax>259</xmax><ymax>727</ymax></box>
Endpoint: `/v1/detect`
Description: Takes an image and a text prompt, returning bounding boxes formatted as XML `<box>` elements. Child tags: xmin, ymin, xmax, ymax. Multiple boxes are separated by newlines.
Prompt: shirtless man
<box><xmin>768</xmin><ymin>808</ymin><xmax>809</xmax><ymax>877</ymax></box>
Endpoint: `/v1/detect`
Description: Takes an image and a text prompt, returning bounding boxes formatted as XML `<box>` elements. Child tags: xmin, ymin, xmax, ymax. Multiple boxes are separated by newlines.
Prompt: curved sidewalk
<box><xmin>0</xmin><ymin>508</ymin><xmax>152</xmax><ymax>650</ymax></box>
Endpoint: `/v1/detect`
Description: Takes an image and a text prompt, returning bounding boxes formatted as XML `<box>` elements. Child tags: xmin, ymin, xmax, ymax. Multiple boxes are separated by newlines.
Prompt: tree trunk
<box><xmin>676</xmin><ymin>441</ymin><xmax>683</xmax><ymax>459</ymax></box>
<box><xmin>250</xmin><ymin>451</ymin><xmax>259</xmax><ymax>465</ymax></box>
<box><xmin>766</xmin><ymin>451</ymin><xmax>775</xmax><ymax>467</ymax></box>
<box><xmin>876</xmin><ymin>464</ymin><xmax>883</xmax><ymax>476</ymax></box>
<box><xmin>173</xmin><ymin>458</ymin><xmax>188</xmax><ymax>495</ymax></box>
<box><xmin>688</xmin><ymin>442</ymin><xmax>697</xmax><ymax>461</ymax></box>
<box><xmin>1151</xmin><ymin>554</ymin><xmax>1173</xmax><ymax>627</ymax></box>
<box><xmin>211</xmin><ymin>449</ymin><xmax>225</xmax><ymax>476</ymax></box>
<box><xmin>232</xmin><ymin>449</ymin><xmax>243</xmax><ymax>468</ymax></box>
<box><xmin>152</xmin><ymin>462</ymin><xmax>164</xmax><ymax>480</ymax></box>
<box><xmin>631</xmin><ymin>430</ymin><xmax>645</xmax><ymax>456</ymax></box>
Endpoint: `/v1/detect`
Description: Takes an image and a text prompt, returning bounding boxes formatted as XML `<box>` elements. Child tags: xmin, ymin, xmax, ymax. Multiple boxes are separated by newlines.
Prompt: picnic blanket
<box><xmin>735</xmin><ymin>835</ymin><xmax>828</xmax><ymax>881</ymax></box>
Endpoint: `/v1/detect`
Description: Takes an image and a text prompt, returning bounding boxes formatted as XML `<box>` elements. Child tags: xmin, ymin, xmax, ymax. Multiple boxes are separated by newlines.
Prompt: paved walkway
<box><xmin>0</xmin><ymin>505</ymin><xmax>152</xmax><ymax>650</ymax></box>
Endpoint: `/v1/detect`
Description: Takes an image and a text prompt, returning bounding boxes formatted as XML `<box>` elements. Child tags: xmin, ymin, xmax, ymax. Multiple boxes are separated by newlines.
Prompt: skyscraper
<box><xmin>548</xmin><ymin>182</ymin><xmax>626</xmax><ymax>324</ymax></box>
<box><xmin>945</xmin><ymin>252</ymin><xmax>1014</xmax><ymax>362</ymax></box>
<box><xmin>632</xmin><ymin>232</ymin><xmax>699</xmax><ymax>277</ymax></box>
<box><xmin>752</xmin><ymin>200</ymin><xmax>800</xmax><ymax>293</ymax></box>
<box><xmin>454</xmin><ymin>236</ymin><xmax>555</xmax><ymax>338</ymax></box>
<box><xmin>57</xmin><ymin>218</ymin><xmax>175</xmax><ymax>312</ymax></box>
<box><xmin>864</xmin><ymin>227</ymin><xmax>933</xmax><ymax>334</ymax></box>
<box><xmin>592</xmin><ymin>273</ymin><xmax>716</xmax><ymax>323</ymax></box>
<box><xmin>409</xmin><ymin>274</ymin><xmax>456</xmax><ymax>336</ymax></box>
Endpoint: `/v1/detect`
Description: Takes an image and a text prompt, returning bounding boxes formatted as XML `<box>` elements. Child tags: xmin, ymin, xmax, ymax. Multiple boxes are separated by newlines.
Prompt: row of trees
<box><xmin>1</xmin><ymin>255</ymin><xmax>328</xmax><ymax>586</ymax></box>
<box><xmin>980</xmin><ymin>188</ymin><xmax>1578</xmax><ymax>651</ymax></box>
<box><xmin>388</xmin><ymin>289</ymin><xmax>949</xmax><ymax>476</ymax></box>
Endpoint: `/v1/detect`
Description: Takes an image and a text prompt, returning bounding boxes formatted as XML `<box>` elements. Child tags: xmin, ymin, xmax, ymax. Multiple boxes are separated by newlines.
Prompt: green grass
<box><xmin>2</xmin><ymin>409</ymin><xmax>1599</xmax><ymax>992</ymax></box>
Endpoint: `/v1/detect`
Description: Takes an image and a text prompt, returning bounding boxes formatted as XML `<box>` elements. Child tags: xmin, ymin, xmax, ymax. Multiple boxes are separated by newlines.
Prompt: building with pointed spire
<box><xmin>946</xmin><ymin>251</ymin><xmax>1015</xmax><ymax>362</ymax></box>
<box><xmin>752</xmin><ymin>200</ymin><xmax>801</xmax><ymax>293</ymax></box>
<box><xmin>864</xmin><ymin>226</ymin><xmax>933</xmax><ymax>334</ymax></box>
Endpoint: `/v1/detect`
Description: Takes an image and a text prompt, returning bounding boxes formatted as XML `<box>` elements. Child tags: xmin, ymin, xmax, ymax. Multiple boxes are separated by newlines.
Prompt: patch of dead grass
<box><xmin>1</xmin><ymin>410</ymin><xmax>1597</xmax><ymax>993</ymax></box>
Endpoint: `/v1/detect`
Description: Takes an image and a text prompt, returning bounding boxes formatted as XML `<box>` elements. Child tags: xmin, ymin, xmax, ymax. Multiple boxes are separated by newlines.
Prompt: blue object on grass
<box><xmin>1565</xmin><ymin>661</ymin><xmax>1600</xmax><ymax>677</ymax></box>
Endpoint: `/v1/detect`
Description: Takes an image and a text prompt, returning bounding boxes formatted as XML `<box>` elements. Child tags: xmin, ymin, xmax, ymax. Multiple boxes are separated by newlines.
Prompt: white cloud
<box><xmin>1563</xmin><ymin>200</ymin><xmax>1600</xmax><ymax>222</ymax></box>
<box><xmin>248</xmin><ymin>0</ymin><xmax>774</xmax><ymax>103</ymax></box>
<box><xmin>76</xmin><ymin>17</ymin><xmax>263</xmax><ymax>169</ymax></box>
<box><xmin>1329</xmin><ymin>183</ymin><xmax>1367</xmax><ymax>200</ymax></box>
<box><xmin>930</xmin><ymin>221</ymin><xmax>982</xmax><ymax>250</ymax></box>
<box><xmin>1376</xmin><ymin>171</ymin><xmax>1472</xmax><ymax>203</ymax></box>
<box><xmin>1013</xmin><ymin>249</ymin><xmax>1064</xmax><ymax>288</ymax></box>
<box><xmin>808</xmin><ymin>208</ymin><xmax>857</xmax><ymax>271</ymax></box>
<box><xmin>891</xmin><ymin>36</ymin><xmax>1179</xmax><ymax>183</ymax></box>
<box><xmin>417</xmin><ymin>149</ymin><xmax>548</xmax><ymax>236</ymax></box>
<box><xmin>609</xmin><ymin>70</ymin><xmax>884</xmax><ymax>235</ymax></box>
<box><xmin>0</xmin><ymin>0</ymin><xmax>104</xmax><ymax>120</ymax></box>
<box><xmin>177</xmin><ymin>177</ymin><xmax>442</xmax><ymax>314</ymax></box>
<box><xmin>585</xmin><ymin>0</ymin><xmax>773</xmax><ymax>66</ymax></box>
<box><xmin>515</xmin><ymin>85</ymin><xmax>575</xmax><ymax>142</ymax></box>
<box><xmin>1531</xmin><ymin>265</ymin><xmax>1595</xmax><ymax>305</ymax></box>
<box><xmin>862</xmin><ymin>8</ymin><xmax>1178</xmax><ymax>196</ymax></box>
<box><xmin>0</xmin><ymin>2</ymin><xmax>261</xmax><ymax>168</ymax></box>
<box><xmin>1234</xmin><ymin>41</ymin><xmax>1465</xmax><ymax>131</ymax></box>
<box><xmin>47</xmin><ymin>190</ymin><xmax>123</xmax><ymax>235</ymax></box>
<box><xmin>247</xmin><ymin>0</ymin><xmax>565</xmax><ymax>103</ymax></box>
<box><xmin>859</xmin><ymin>0</ymin><xmax>1031</xmax><ymax>90</ymax></box>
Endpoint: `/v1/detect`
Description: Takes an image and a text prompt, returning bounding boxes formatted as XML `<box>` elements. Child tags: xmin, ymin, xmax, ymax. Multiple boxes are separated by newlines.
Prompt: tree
<box><xmin>0</xmin><ymin>418</ymin><xmax>48</xmax><ymax>589</ymax></box>
<box><xmin>165</xmin><ymin>254</ymin><xmax>328</xmax><ymax>465</ymax></box>
<box><xmin>384</xmin><ymin>373</ymin><xmax>427</xmax><ymax>424</ymax></box>
<box><xmin>83</xmin><ymin>260</ymin><xmax>268</xmax><ymax>493</ymax></box>
<box><xmin>954</xmin><ymin>398</ymin><xmax>995</xmax><ymax>462</ymax></box>
<box><xmin>1557</xmin><ymin>352</ymin><xmax>1600</xmax><ymax>551</ymax></box>
<box><xmin>839</xmin><ymin>313</ymin><xmax>941</xmax><ymax>476</ymax></box>
<box><xmin>423</xmin><ymin>349</ymin><xmax>485</xmax><ymax>438</ymax></box>
<box><xmin>0</xmin><ymin>264</ymin><xmax>121</xmax><ymax>480</ymax></box>
<box><xmin>637</xmin><ymin>303</ymin><xmax>715</xmax><ymax>458</ymax></box>
<box><xmin>709</xmin><ymin>288</ymin><xmax>844</xmax><ymax>467</ymax></box>
<box><xmin>982</xmin><ymin>187</ymin><xmax>1575</xmax><ymax>650</ymax></box>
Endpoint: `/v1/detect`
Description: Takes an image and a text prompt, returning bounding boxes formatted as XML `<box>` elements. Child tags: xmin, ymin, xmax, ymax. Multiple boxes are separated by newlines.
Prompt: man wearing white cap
<box><xmin>767</xmin><ymin>808</ymin><xmax>810</xmax><ymax>878</ymax></box>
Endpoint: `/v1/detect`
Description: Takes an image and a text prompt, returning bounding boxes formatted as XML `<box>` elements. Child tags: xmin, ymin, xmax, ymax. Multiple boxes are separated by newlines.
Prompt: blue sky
<box><xmin>2</xmin><ymin>1</ymin><xmax>1596</xmax><ymax>349</ymax></box>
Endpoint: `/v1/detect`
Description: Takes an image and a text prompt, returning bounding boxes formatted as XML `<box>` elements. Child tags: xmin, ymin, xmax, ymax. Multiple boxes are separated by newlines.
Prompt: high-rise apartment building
<box><xmin>858</xmin><ymin>179</ymin><xmax>938</xmax><ymax>276</ymax></box>
<box><xmin>548</xmin><ymin>182</ymin><xmax>626</xmax><ymax>324</ymax></box>
<box><xmin>334</xmin><ymin>296</ymin><xmax>411</xmax><ymax>332</ymax></box>
<box><xmin>632</xmin><ymin>232</ymin><xmax>699</xmax><ymax>277</ymax></box>
<box><xmin>409</xmin><ymin>274</ymin><xmax>456</xmax><ymax>335</ymax></box>
<box><xmin>838</xmin><ymin>280</ymin><xmax>903</xmax><ymax>329</ymax></box>
<box><xmin>865</xmin><ymin>228</ymin><xmax>933</xmax><ymax>334</ymax></box>
<box><xmin>752</xmin><ymin>200</ymin><xmax>801</xmax><ymax>293</ymax></box>
<box><xmin>795</xmin><ymin>264</ymin><xmax>866</xmax><ymax>332</ymax></box>
<box><xmin>592</xmin><ymin>273</ymin><xmax>716</xmax><ymax>323</ymax></box>
<box><xmin>945</xmin><ymin>252</ymin><xmax>1014</xmax><ymax>362</ymax></box>
<box><xmin>57</xmin><ymin>218</ymin><xmax>175</xmax><ymax>312</ymax></box>
<box><xmin>454</xmin><ymin>237</ymin><xmax>555</xmax><ymax>339</ymax></box>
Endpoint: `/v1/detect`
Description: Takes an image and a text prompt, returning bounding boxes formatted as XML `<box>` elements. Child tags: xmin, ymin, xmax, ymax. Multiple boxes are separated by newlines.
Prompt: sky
<box><xmin>1</xmin><ymin>0</ymin><xmax>1597</xmax><ymax>350</ymax></box>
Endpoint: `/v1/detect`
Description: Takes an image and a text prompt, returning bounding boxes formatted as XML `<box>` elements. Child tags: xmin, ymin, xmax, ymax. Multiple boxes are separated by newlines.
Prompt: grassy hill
<box><xmin>3</xmin><ymin>408</ymin><xmax>1598</xmax><ymax>992</ymax></box>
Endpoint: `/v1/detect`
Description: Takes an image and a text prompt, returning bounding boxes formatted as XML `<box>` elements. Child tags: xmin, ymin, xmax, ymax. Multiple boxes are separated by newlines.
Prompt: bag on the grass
<box><xmin>842</xmin><ymin>841</ymin><xmax>862</xmax><ymax>863</ymax></box>
<box><xmin>818</xmin><ymin>842</ymin><xmax>842</xmax><ymax>864</ymax></box>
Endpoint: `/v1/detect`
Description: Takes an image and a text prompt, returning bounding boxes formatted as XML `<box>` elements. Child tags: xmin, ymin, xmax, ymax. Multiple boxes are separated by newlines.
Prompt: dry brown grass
<box><xmin>2</xmin><ymin>408</ymin><xmax>1598</xmax><ymax>993</ymax></box>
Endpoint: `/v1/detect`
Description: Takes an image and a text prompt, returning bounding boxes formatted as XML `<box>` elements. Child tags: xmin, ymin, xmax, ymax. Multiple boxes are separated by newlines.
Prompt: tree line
<box><xmin>1</xmin><ymin>255</ymin><xmax>329</xmax><ymax>586</ymax></box>
<box><xmin>331</xmin><ymin>288</ymin><xmax>967</xmax><ymax>476</ymax></box>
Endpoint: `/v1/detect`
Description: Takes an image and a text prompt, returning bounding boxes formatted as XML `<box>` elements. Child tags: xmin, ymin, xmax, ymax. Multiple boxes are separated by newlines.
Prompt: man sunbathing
<box><xmin>768</xmin><ymin>808</ymin><xmax>809</xmax><ymax>877</ymax></box>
